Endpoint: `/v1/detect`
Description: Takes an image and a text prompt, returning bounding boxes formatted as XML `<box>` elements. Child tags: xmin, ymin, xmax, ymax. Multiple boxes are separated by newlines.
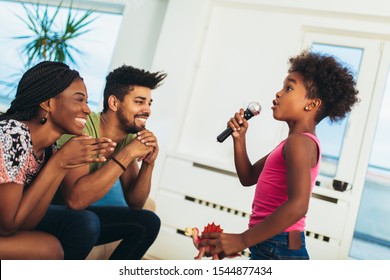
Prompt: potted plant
<box><xmin>13</xmin><ymin>0</ymin><xmax>97</xmax><ymax>67</ymax></box>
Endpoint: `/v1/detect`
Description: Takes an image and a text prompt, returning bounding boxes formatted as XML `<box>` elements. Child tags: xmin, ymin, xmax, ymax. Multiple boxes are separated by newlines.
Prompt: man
<box><xmin>56</xmin><ymin>65</ymin><xmax>167</xmax><ymax>259</ymax></box>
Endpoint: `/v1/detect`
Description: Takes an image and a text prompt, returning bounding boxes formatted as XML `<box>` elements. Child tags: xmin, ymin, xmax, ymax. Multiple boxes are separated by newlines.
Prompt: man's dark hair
<box><xmin>102</xmin><ymin>65</ymin><xmax>167</xmax><ymax>112</ymax></box>
<box><xmin>0</xmin><ymin>61</ymin><xmax>81</xmax><ymax>121</ymax></box>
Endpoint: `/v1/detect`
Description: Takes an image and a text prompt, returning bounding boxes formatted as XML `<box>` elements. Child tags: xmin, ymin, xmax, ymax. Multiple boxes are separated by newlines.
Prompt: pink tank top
<box><xmin>248</xmin><ymin>133</ymin><xmax>321</xmax><ymax>232</ymax></box>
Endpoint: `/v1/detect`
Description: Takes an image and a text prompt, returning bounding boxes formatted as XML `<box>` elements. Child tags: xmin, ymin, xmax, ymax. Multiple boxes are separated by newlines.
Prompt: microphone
<box><xmin>216</xmin><ymin>101</ymin><xmax>261</xmax><ymax>143</ymax></box>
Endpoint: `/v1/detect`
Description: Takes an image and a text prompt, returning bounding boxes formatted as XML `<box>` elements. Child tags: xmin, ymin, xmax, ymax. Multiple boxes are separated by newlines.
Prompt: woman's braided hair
<box><xmin>0</xmin><ymin>61</ymin><xmax>81</xmax><ymax>121</ymax></box>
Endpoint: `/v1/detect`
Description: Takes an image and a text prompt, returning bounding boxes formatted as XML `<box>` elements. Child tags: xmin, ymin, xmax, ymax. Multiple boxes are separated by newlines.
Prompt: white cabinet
<box><xmin>305</xmin><ymin>185</ymin><xmax>352</xmax><ymax>259</ymax></box>
<box><xmin>148</xmin><ymin>155</ymin><xmax>253</xmax><ymax>260</ymax></box>
<box><xmin>147</xmin><ymin>155</ymin><xmax>352</xmax><ymax>260</ymax></box>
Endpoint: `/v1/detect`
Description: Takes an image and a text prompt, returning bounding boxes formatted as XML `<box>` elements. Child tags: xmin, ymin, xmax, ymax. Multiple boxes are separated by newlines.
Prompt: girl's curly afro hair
<box><xmin>288</xmin><ymin>50</ymin><xmax>359</xmax><ymax>124</ymax></box>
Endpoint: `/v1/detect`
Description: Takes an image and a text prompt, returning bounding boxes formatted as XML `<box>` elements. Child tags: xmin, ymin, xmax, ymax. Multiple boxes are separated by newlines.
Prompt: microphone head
<box><xmin>248</xmin><ymin>101</ymin><xmax>261</xmax><ymax>116</ymax></box>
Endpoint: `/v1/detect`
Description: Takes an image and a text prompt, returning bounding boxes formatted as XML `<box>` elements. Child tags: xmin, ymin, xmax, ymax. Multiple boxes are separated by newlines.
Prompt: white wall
<box><xmin>109</xmin><ymin>0</ymin><xmax>168</xmax><ymax>70</ymax></box>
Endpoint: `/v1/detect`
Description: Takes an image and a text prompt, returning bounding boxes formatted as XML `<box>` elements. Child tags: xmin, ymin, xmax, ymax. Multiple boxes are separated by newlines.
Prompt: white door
<box><xmin>350</xmin><ymin>42</ymin><xmax>390</xmax><ymax>259</ymax></box>
<box><xmin>303</xmin><ymin>32</ymin><xmax>388</xmax><ymax>259</ymax></box>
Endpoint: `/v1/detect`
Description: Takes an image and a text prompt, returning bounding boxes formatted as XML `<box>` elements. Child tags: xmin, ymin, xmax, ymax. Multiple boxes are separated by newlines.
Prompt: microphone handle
<box><xmin>216</xmin><ymin>127</ymin><xmax>234</xmax><ymax>143</ymax></box>
<box><xmin>216</xmin><ymin>109</ymin><xmax>254</xmax><ymax>143</ymax></box>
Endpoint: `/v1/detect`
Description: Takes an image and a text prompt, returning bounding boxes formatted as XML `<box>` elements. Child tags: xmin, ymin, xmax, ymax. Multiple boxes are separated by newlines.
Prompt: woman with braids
<box><xmin>0</xmin><ymin>61</ymin><xmax>116</xmax><ymax>259</ymax></box>
<box><xmin>200</xmin><ymin>50</ymin><xmax>359</xmax><ymax>260</ymax></box>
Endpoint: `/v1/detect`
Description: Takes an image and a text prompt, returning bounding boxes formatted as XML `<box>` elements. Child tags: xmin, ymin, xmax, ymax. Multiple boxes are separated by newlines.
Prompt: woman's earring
<box><xmin>305</xmin><ymin>106</ymin><xmax>309</xmax><ymax>110</ymax></box>
<box><xmin>40</xmin><ymin>110</ymin><xmax>49</xmax><ymax>125</ymax></box>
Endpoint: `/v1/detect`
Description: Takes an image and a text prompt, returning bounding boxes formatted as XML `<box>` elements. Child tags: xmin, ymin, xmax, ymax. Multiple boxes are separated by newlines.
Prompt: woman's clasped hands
<box><xmin>57</xmin><ymin>135</ymin><xmax>117</xmax><ymax>168</ymax></box>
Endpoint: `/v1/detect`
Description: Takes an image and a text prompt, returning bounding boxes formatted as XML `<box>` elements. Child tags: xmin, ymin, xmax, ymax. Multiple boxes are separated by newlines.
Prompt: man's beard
<box><xmin>117</xmin><ymin>107</ymin><xmax>145</xmax><ymax>134</ymax></box>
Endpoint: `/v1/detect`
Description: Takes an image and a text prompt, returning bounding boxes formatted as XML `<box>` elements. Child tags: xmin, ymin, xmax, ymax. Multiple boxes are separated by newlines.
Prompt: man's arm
<box><xmin>119</xmin><ymin>129</ymin><xmax>159</xmax><ymax>209</ymax></box>
<box><xmin>60</xmin><ymin>131</ymin><xmax>155</xmax><ymax>210</ymax></box>
<box><xmin>119</xmin><ymin>160</ymin><xmax>154</xmax><ymax>209</ymax></box>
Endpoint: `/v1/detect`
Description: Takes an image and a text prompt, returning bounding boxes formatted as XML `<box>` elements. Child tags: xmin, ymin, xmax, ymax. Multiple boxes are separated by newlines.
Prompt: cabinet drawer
<box><xmin>306</xmin><ymin>195</ymin><xmax>348</xmax><ymax>240</ymax></box>
<box><xmin>306</xmin><ymin>235</ymin><xmax>340</xmax><ymax>259</ymax></box>
<box><xmin>160</xmin><ymin>156</ymin><xmax>254</xmax><ymax>213</ymax></box>
<box><xmin>156</xmin><ymin>190</ymin><xmax>249</xmax><ymax>233</ymax></box>
<box><xmin>147</xmin><ymin>225</ymin><xmax>199</xmax><ymax>260</ymax></box>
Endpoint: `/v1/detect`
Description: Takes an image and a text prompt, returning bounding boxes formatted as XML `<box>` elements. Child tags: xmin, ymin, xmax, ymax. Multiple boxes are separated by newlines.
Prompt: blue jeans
<box><xmin>87</xmin><ymin>205</ymin><xmax>161</xmax><ymax>260</ymax></box>
<box><xmin>249</xmin><ymin>232</ymin><xmax>309</xmax><ymax>260</ymax></box>
<box><xmin>36</xmin><ymin>205</ymin><xmax>100</xmax><ymax>260</ymax></box>
<box><xmin>36</xmin><ymin>204</ymin><xmax>161</xmax><ymax>260</ymax></box>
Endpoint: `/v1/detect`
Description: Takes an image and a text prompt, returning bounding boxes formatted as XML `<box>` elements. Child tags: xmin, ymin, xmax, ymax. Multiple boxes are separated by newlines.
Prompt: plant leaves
<box><xmin>13</xmin><ymin>1</ymin><xmax>96</xmax><ymax>67</ymax></box>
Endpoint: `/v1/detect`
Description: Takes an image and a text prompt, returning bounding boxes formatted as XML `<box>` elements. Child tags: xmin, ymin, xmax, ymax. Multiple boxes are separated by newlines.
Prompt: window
<box><xmin>350</xmin><ymin>63</ymin><xmax>390</xmax><ymax>260</ymax></box>
<box><xmin>0</xmin><ymin>0</ymin><xmax>122</xmax><ymax>112</ymax></box>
